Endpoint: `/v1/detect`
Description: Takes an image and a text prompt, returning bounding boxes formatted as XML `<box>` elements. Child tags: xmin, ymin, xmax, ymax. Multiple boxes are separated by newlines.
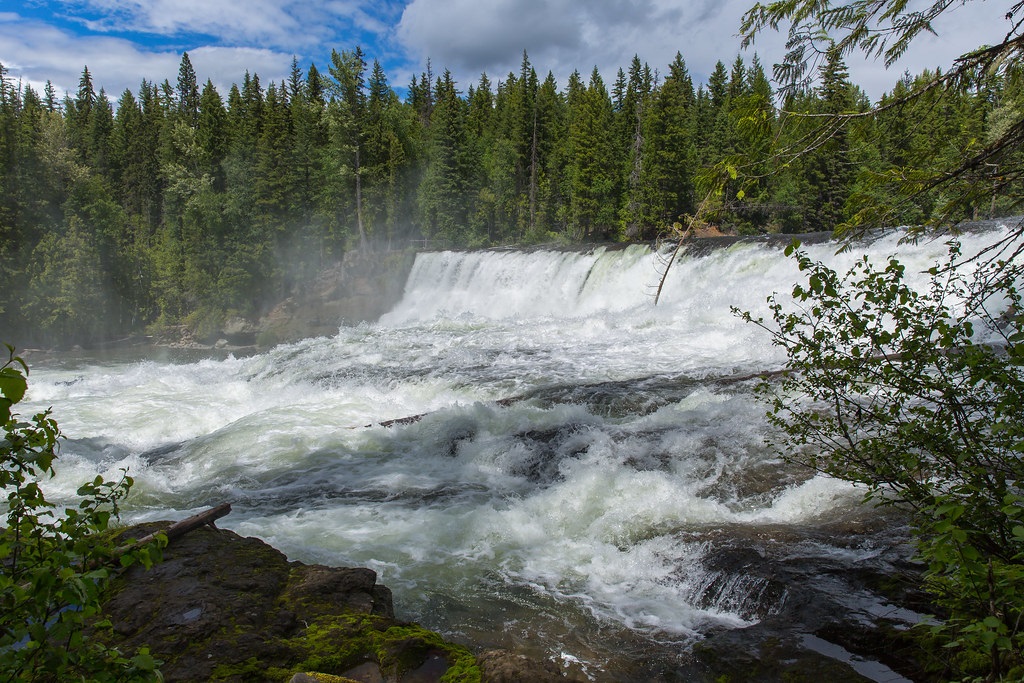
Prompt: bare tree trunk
<box><xmin>355</xmin><ymin>146</ymin><xmax>367</xmax><ymax>251</ymax></box>
<box><xmin>626</xmin><ymin>99</ymin><xmax>645</xmax><ymax>239</ymax></box>
<box><xmin>529</xmin><ymin>108</ymin><xmax>539</xmax><ymax>237</ymax></box>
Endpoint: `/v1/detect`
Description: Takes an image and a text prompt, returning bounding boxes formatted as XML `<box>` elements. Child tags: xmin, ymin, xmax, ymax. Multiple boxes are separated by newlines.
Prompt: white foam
<box><xmin>18</xmin><ymin>226</ymin><xmax>1017</xmax><ymax>657</ymax></box>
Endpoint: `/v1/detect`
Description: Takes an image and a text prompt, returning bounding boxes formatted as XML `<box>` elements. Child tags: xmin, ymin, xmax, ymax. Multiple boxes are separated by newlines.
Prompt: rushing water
<box><xmin>19</xmin><ymin>225</ymin><xmax>1015</xmax><ymax>680</ymax></box>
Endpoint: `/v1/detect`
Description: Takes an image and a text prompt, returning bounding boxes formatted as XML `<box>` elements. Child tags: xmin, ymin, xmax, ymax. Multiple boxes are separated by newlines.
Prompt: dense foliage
<box><xmin>740</xmin><ymin>243</ymin><xmax>1024</xmax><ymax>679</ymax></box>
<box><xmin>736</xmin><ymin>1</ymin><xmax>1024</xmax><ymax>679</ymax></box>
<box><xmin>0</xmin><ymin>344</ymin><xmax>163</xmax><ymax>681</ymax></box>
<box><xmin>0</xmin><ymin>42</ymin><xmax>1015</xmax><ymax>347</ymax></box>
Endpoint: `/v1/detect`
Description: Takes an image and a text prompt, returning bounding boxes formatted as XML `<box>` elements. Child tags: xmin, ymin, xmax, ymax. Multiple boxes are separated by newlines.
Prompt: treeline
<box><xmin>0</xmin><ymin>48</ymin><xmax>1017</xmax><ymax>347</ymax></box>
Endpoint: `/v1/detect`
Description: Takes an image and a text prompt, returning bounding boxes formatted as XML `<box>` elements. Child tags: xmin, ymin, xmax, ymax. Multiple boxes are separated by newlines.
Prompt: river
<box><xmin>20</xmin><ymin>224</ymin><xmax>1013</xmax><ymax>680</ymax></box>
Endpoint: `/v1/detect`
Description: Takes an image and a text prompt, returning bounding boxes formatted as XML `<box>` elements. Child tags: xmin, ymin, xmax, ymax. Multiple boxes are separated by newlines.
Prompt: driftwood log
<box><xmin>116</xmin><ymin>502</ymin><xmax>232</xmax><ymax>556</ymax></box>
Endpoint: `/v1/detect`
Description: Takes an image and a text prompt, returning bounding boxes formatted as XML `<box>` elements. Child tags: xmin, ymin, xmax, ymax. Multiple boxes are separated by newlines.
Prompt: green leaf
<box><xmin>131</xmin><ymin>651</ymin><xmax>159</xmax><ymax>671</ymax></box>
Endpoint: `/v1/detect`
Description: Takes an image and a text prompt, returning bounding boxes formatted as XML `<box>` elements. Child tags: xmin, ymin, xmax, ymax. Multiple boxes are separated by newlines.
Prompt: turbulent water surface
<box><xmin>22</xmin><ymin>226</ymin><xmax>1014</xmax><ymax>680</ymax></box>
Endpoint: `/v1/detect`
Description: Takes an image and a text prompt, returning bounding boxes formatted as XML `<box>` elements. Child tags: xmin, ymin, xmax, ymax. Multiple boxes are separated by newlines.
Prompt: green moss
<box><xmin>209</xmin><ymin>657</ymin><xmax>265</xmax><ymax>680</ymax></box>
<box><xmin>440</xmin><ymin>654</ymin><xmax>482</xmax><ymax>683</ymax></box>
<box><xmin>290</xmin><ymin>614</ymin><xmax>480</xmax><ymax>682</ymax></box>
<box><xmin>291</xmin><ymin>614</ymin><xmax>377</xmax><ymax>673</ymax></box>
<box><xmin>294</xmin><ymin>674</ymin><xmax>361</xmax><ymax>683</ymax></box>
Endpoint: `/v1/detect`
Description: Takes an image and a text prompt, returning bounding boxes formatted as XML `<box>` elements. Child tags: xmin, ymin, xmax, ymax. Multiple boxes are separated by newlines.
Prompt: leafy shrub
<box><xmin>0</xmin><ymin>344</ymin><xmax>163</xmax><ymax>682</ymax></box>
<box><xmin>738</xmin><ymin>240</ymin><xmax>1024</xmax><ymax>680</ymax></box>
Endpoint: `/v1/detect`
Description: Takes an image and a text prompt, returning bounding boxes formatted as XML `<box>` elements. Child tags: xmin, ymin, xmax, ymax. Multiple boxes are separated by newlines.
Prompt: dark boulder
<box><xmin>102</xmin><ymin>523</ymin><xmax>493</xmax><ymax>682</ymax></box>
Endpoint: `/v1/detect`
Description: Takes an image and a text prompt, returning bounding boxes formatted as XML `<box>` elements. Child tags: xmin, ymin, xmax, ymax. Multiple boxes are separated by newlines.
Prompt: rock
<box><xmin>255</xmin><ymin>249</ymin><xmax>415</xmax><ymax>347</ymax></box>
<box><xmin>102</xmin><ymin>523</ymin><xmax>480</xmax><ymax>682</ymax></box>
<box><xmin>290</xmin><ymin>674</ymin><xmax>361</xmax><ymax>683</ymax></box>
<box><xmin>221</xmin><ymin>316</ymin><xmax>254</xmax><ymax>337</ymax></box>
<box><xmin>477</xmin><ymin>650</ymin><xmax>565</xmax><ymax>682</ymax></box>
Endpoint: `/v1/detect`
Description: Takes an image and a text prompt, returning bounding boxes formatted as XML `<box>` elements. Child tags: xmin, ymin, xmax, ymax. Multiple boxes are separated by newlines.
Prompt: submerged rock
<box><xmin>103</xmin><ymin>523</ymin><xmax>560</xmax><ymax>682</ymax></box>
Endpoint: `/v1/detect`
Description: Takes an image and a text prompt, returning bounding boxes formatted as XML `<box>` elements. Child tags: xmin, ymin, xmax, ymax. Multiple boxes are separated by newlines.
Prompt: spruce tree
<box><xmin>176</xmin><ymin>52</ymin><xmax>200</xmax><ymax>128</ymax></box>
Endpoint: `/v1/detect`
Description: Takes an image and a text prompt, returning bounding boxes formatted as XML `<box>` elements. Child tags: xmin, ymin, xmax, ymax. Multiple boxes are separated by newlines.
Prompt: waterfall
<box><xmin>20</xmin><ymin>223</ymin><xmax>1016</xmax><ymax>680</ymax></box>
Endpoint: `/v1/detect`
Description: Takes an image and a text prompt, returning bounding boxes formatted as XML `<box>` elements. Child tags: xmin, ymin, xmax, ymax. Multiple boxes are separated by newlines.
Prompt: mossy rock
<box><xmin>289</xmin><ymin>613</ymin><xmax>480</xmax><ymax>682</ymax></box>
<box><xmin>289</xmin><ymin>674</ymin><xmax>361</xmax><ymax>683</ymax></box>
<box><xmin>100</xmin><ymin>523</ymin><xmax>481</xmax><ymax>682</ymax></box>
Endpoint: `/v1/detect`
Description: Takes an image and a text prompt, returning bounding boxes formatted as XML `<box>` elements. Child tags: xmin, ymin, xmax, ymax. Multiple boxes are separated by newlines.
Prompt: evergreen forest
<box><xmin>0</xmin><ymin>47</ymin><xmax>1017</xmax><ymax>347</ymax></box>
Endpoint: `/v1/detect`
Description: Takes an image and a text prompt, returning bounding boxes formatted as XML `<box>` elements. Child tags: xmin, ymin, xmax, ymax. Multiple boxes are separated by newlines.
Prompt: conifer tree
<box><xmin>196</xmin><ymin>80</ymin><xmax>227</xmax><ymax>189</ymax></box>
<box><xmin>640</xmin><ymin>53</ymin><xmax>697</xmax><ymax>232</ymax></box>
<box><xmin>530</xmin><ymin>71</ymin><xmax>567</xmax><ymax>240</ymax></box>
<box><xmin>804</xmin><ymin>46</ymin><xmax>854</xmax><ymax>231</ymax></box>
<box><xmin>328</xmin><ymin>47</ymin><xmax>369</xmax><ymax>250</ymax></box>
<box><xmin>619</xmin><ymin>56</ymin><xmax>656</xmax><ymax>238</ymax></box>
<box><xmin>419</xmin><ymin>70</ymin><xmax>472</xmax><ymax>244</ymax></box>
<box><xmin>567</xmin><ymin>67</ymin><xmax>617</xmax><ymax>239</ymax></box>
<box><xmin>66</xmin><ymin>66</ymin><xmax>96</xmax><ymax>161</ymax></box>
<box><xmin>176</xmin><ymin>52</ymin><xmax>200</xmax><ymax>128</ymax></box>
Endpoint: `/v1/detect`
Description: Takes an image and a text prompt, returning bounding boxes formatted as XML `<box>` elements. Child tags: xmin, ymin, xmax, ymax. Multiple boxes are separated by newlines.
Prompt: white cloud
<box><xmin>68</xmin><ymin>0</ymin><xmax>307</xmax><ymax>47</ymax></box>
<box><xmin>0</xmin><ymin>0</ymin><xmax>1013</xmax><ymax>108</ymax></box>
<box><xmin>58</xmin><ymin>0</ymin><xmax>400</xmax><ymax>51</ymax></box>
<box><xmin>182</xmin><ymin>46</ymin><xmax>298</xmax><ymax>92</ymax></box>
<box><xmin>0</xmin><ymin>12</ymin><xmax>294</xmax><ymax>102</ymax></box>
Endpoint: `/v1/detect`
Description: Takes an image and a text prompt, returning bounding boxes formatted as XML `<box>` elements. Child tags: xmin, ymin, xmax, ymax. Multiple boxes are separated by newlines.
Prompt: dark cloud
<box><xmin>397</xmin><ymin>0</ymin><xmax>583</xmax><ymax>76</ymax></box>
<box><xmin>395</xmin><ymin>0</ymin><xmax>757</xmax><ymax>89</ymax></box>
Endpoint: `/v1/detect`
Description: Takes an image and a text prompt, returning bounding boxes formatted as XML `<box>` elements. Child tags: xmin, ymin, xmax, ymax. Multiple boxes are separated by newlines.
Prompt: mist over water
<box><xmin>22</xmin><ymin>227</ymin><xmax>1013</xmax><ymax>679</ymax></box>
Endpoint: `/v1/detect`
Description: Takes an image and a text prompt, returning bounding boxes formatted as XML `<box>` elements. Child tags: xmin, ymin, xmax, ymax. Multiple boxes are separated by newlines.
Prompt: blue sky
<box><xmin>0</xmin><ymin>0</ymin><xmax>1008</xmax><ymax>106</ymax></box>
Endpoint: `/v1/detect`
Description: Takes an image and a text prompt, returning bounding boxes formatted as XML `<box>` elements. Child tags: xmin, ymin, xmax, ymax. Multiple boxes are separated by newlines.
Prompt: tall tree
<box><xmin>619</xmin><ymin>55</ymin><xmax>655</xmax><ymax>238</ymax></box>
<box><xmin>176</xmin><ymin>52</ymin><xmax>200</xmax><ymax>128</ymax></box>
<box><xmin>418</xmin><ymin>70</ymin><xmax>472</xmax><ymax>243</ymax></box>
<box><xmin>66</xmin><ymin>66</ymin><xmax>96</xmax><ymax>161</ymax></box>
<box><xmin>328</xmin><ymin>47</ymin><xmax>369</xmax><ymax>250</ymax></box>
<box><xmin>644</xmin><ymin>53</ymin><xmax>697</xmax><ymax>231</ymax></box>
<box><xmin>804</xmin><ymin>46</ymin><xmax>854</xmax><ymax>231</ymax></box>
<box><xmin>566</xmin><ymin>67</ymin><xmax>617</xmax><ymax>239</ymax></box>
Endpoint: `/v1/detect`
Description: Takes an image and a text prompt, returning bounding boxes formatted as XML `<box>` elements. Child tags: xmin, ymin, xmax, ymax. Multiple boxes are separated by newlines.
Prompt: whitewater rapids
<box><xmin>20</xmin><ymin>225</ymin><xmax>1014</xmax><ymax>678</ymax></box>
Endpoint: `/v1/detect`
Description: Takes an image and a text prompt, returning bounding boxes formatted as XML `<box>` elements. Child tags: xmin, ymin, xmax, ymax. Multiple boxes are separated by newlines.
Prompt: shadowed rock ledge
<box><xmin>103</xmin><ymin>523</ymin><xmax>563</xmax><ymax>682</ymax></box>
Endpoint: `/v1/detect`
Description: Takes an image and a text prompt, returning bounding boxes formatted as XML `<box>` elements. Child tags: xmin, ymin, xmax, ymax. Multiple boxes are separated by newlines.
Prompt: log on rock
<box><xmin>117</xmin><ymin>503</ymin><xmax>232</xmax><ymax>554</ymax></box>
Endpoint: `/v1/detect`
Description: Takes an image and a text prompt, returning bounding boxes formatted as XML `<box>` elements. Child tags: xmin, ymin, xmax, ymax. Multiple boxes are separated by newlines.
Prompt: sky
<box><xmin>0</xmin><ymin>0</ymin><xmax>1011</xmax><ymax>107</ymax></box>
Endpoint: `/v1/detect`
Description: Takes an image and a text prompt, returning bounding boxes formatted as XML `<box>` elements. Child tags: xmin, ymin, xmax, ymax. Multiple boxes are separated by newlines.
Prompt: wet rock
<box><xmin>256</xmin><ymin>249</ymin><xmax>415</xmax><ymax>346</ymax></box>
<box><xmin>290</xmin><ymin>674</ymin><xmax>361</xmax><ymax>683</ymax></box>
<box><xmin>679</xmin><ymin>517</ymin><xmax>933</xmax><ymax>682</ymax></box>
<box><xmin>221</xmin><ymin>316</ymin><xmax>256</xmax><ymax>345</ymax></box>
<box><xmin>477</xmin><ymin>649</ymin><xmax>565</xmax><ymax>682</ymax></box>
<box><xmin>102</xmin><ymin>523</ymin><xmax>479</xmax><ymax>682</ymax></box>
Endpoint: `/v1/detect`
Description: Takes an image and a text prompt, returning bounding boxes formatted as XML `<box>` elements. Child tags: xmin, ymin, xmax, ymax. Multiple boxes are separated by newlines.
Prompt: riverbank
<box><xmin>102</xmin><ymin>512</ymin><xmax>937</xmax><ymax>682</ymax></box>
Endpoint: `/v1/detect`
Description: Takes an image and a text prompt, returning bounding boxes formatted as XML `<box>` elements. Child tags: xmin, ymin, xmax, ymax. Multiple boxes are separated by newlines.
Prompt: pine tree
<box><xmin>567</xmin><ymin>67</ymin><xmax>617</xmax><ymax>239</ymax></box>
<box><xmin>177</xmin><ymin>52</ymin><xmax>200</xmax><ymax>128</ymax></box>
<box><xmin>530</xmin><ymin>71</ymin><xmax>567</xmax><ymax>239</ymax></box>
<box><xmin>619</xmin><ymin>55</ymin><xmax>655</xmax><ymax>238</ymax></box>
<box><xmin>197</xmin><ymin>80</ymin><xmax>227</xmax><ymax>188</ymax></box>
<box><xmin>644</xmin><ymin>53</ymin><xmax>697</xmax><ymax>231</ymax></box>
<box><xmin>418</xmin><ymin>70</ymin><xmax>472</xmax><ymax>244</ymax></box>
<box><xmin>88</xmin><ymin>88</ymin><xmax>114</xmax><ymax>175</ymax></box>
<box><xmin>66</xmin><ymin>66</ymin><xmax>96</xmax><ymax>161</ymax></box>
<box><xmin>805</xmin><ymin>46</ymin><xmax>855</xmax><ymax>231</ymax></box>
<box><xmin>328</xmin><ymin>47</ymin><xmax>369</xmax><ymax>250</ymax></box>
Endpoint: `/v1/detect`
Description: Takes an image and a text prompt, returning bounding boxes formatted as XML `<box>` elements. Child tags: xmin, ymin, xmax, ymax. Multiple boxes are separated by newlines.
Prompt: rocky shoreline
<box><xmin>99</xmin><ymin>509</ymin><xmax>938</xmax><ymax>683</ymax></box>
<box><xmin>104</xmin><ymin>520</ymin><xmax>564</xmax><ymax>682</ymax></box>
